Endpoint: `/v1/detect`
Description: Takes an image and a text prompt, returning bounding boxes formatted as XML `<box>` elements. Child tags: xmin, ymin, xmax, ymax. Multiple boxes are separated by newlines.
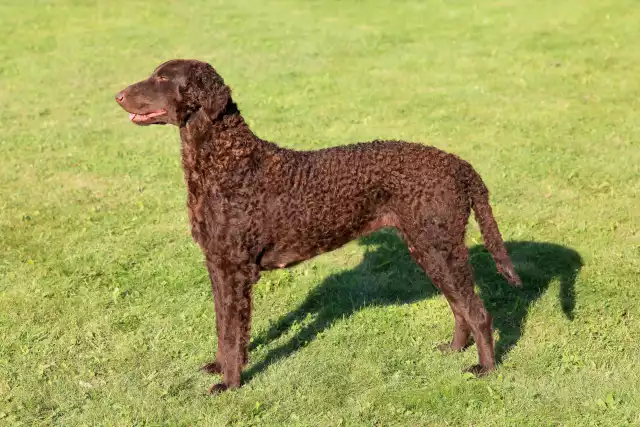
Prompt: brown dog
<box><xmin>115</xmin><ymin>59</ymin><xmax>521</xmax><ymax>393</ymax></box>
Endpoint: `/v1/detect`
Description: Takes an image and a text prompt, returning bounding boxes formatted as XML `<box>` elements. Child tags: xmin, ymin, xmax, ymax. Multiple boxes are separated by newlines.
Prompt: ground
<box><xmin>1</xmin><ymin>0</ymin><xmax>639</xmax><ymax>425</ymax></box>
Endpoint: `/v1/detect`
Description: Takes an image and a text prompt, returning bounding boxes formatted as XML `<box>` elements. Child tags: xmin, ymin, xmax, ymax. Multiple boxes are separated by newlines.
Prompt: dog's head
<box><xmin>115</xmin><ymin>59</ymin><xmax>231</xmax><ymax>126</ymax></box>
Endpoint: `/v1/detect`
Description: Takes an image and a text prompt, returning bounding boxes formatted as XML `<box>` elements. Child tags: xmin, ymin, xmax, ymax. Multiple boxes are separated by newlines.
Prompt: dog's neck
<box><xmin>178</xmin><ymin>99</ymin><xmax>274</xmax><ymax>191</ymax></box>
<box><xmin>180</xmin><ymin>100</ymin><xmax>262</xmax><ymax>150</ymax></box>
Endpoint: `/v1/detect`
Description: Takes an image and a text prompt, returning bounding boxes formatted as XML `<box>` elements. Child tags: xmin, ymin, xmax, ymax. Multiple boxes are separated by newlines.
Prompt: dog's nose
<box><xmin>115</xmin><ymin>92</ymin><xmax>125</xmax><ymax>103</ymax></box>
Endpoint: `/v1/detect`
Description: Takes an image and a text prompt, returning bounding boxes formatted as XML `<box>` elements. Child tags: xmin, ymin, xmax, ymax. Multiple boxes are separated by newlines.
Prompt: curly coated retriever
<box><xmin>115</xmin><ymin>59</ymin><xmax>522</xmax><ymax>393</ymax></box>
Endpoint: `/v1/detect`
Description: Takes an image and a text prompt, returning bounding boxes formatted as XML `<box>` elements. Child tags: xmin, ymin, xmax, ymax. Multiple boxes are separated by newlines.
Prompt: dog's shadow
<box><xmin>244</xmin><ymin>230</ymin><xmax>582</xmax><ymax>382</ymax></box>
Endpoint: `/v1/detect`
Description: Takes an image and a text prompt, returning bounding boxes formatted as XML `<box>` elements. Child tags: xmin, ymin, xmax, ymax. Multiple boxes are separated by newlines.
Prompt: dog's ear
<box><xmin>184</xmin><ymin>62</ymin><xmax>231</xmax><ymax>121</ymax></box>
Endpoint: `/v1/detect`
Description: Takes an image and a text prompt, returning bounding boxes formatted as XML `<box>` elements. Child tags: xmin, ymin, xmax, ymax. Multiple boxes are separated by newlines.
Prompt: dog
<box><xmin>115</xmin><ymin>59</ymin><xmax>521</xmax><ymax>393</ymax></box>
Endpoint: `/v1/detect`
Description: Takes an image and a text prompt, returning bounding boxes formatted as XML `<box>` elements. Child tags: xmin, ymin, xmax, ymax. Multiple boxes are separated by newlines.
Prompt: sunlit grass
<box><xmin>1</xmin><ymin>0</ymin><xmax>639</xmax><ymax>425</ymax></box>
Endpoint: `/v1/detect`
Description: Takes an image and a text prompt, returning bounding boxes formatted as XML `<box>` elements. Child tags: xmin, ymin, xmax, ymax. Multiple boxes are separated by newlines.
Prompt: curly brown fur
<box><xmin>116</xmin><ymin>59</ymin><xmax>522</xmax><ymax>393</ymax></box>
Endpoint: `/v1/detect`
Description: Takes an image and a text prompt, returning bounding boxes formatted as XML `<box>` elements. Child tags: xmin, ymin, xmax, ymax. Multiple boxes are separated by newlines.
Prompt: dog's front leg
<box><xmin>205</xmin><ymin>256</ymin><xmax>259</xmax><ymax>393</ymax></box>
<box><xmin>200</xmin><ymin>261</ymin><xmax>226</xmax><ymax>375</ymax></box>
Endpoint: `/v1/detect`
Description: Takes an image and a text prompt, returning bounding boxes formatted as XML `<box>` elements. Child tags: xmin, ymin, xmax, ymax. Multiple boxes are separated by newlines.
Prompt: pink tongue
<box><xmin>129</xmin><ymin>113</ymin><xmax>136</xmax><ymax>121</ymax></box>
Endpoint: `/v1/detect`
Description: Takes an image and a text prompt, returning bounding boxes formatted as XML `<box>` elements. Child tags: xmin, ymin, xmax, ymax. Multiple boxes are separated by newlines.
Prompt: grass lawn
<box><xmin>1</xmin><ymin>0</ymin><xmax>639</xmax><ymax>425</ymax></box>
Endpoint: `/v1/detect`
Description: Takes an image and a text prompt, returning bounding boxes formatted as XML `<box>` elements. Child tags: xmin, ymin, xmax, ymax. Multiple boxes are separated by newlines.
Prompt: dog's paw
<box><xmin>437</xmin><ymin>340</ymin><xmax>473</xmax><ymax>354</ymax></box>
<box><xmin>437</xmin><ymin>343</ymin><xmax>457</xmax><ymax>354</ymax></box>
<box><xmin>200</xmin><ymin>361</ymin><xmax>222</xmax><ymax>375</ymax></box>
<box><xmin>463</xmin><ymin>364</ymin><xmax>493</xmax><ymax>377</ymax></box>
<box><xmin>207</xmin><ymin>382</ymin><xmax>229</xmax><ymax>394</ymax></box>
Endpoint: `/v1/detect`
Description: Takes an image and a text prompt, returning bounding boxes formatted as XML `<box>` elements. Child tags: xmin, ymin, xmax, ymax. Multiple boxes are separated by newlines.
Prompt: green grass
<box><xmin>1</xmin><ymin>0</ymin><xmax>639</xmax><ymax>425</ymax></box>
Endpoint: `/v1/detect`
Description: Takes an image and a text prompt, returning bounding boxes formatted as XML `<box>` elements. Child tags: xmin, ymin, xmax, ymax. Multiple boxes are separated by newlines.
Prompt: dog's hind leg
<box><xmin>404</xmin><ymin>221</ymin><xmax>495</xmax><ymax>375</ymax></box>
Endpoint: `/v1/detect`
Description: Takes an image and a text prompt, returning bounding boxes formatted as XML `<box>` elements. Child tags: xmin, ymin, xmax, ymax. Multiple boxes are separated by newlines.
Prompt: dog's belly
<box><xmin>258</xmin><ymin>212</ymin><xmax>400</xmax><ymax>270</ymax></box>
<box><xmin>257</xmin><ymin>232</ymin><xmax>351</xmax><ymax>270</ymax></box>
<box><xmin>258</xmin><ymin>246</ymin><xmax>322</xmax><ymax>270</ymax></box>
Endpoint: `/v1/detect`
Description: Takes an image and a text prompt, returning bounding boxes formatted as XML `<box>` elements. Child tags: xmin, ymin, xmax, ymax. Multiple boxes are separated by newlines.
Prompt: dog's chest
<box><xmin>182</xmin><ymin>164</ymin><xmax>260</xmax><ymax>252</ymax></box>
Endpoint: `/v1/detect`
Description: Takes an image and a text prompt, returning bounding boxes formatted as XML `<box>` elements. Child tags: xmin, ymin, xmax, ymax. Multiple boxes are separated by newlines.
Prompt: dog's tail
<box><xmin>462</xmin><ymin>162</ymin><xmax>522</xmax><ymax>287</ymax></box>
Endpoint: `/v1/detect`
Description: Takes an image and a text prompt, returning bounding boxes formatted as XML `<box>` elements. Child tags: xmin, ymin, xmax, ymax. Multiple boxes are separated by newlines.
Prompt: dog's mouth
<box><xmin>128</xmin><ymin>110</ymin><xmax>167</xmax><ymax>125</ymax></box>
